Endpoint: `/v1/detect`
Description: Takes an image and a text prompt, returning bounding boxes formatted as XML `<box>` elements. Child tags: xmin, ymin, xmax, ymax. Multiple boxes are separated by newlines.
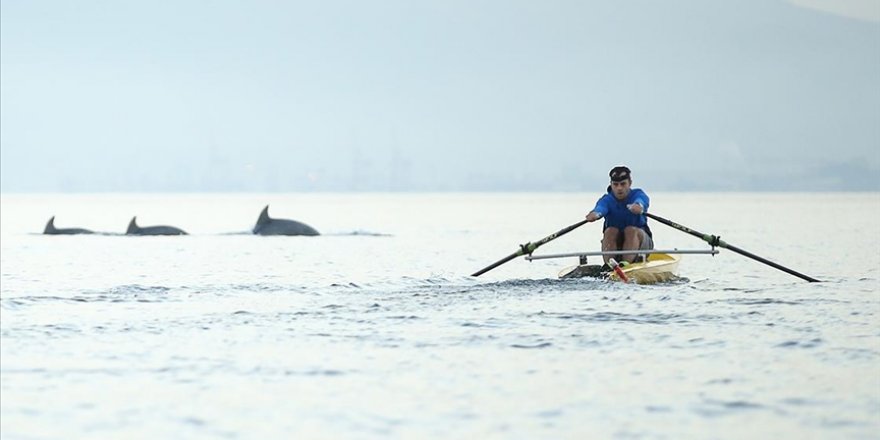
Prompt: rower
<box><xmin>584</xmin><ymin>166</ymin><xmax>653</xmax><ymax>265</ymax></box>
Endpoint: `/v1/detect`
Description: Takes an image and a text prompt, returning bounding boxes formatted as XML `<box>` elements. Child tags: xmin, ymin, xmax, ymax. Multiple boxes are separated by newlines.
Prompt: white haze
<box><xmin>1</xmin><ymin>0</ymin><xmax>878</xmax><ymax>192</ymax></box>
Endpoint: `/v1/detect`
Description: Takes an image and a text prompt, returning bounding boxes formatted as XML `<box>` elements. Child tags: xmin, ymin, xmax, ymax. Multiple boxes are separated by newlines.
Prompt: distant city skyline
<box><xmin>2</xmin><ymin>0</ymin><xmax>878</xmax><ymax>192</ymax></box>
<box><xmin>3</xmin><ymin>147</ymin><xmax>877</xmax><ymax>192</ymax></box>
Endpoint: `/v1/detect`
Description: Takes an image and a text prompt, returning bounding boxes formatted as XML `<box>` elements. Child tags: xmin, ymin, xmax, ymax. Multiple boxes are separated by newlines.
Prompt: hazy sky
<box><xmin>1</xmin><ymin>0</ymin><xmax>878</xmax><ymax>192</ymax></box>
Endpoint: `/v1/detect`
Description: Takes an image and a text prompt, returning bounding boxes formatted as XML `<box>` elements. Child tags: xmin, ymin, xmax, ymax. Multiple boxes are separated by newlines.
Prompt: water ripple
<box><xmin>776</xmin><ymin>338</ymin><xmax>824</xmax><ymax>348</ymax></box>
<box><xmin>713</xmin><ymin>298</ymin><xmax>803</xmax><ymax>306</ymax></box>
<box><xmin>537</xmin><ymin>311</ymin><xmax>691</xmax><ymax>325</ymax></box>
<box><xmin>511</xmin><ymin>342</ymin><xmax>553</xmax><ymax>349</ymax></box>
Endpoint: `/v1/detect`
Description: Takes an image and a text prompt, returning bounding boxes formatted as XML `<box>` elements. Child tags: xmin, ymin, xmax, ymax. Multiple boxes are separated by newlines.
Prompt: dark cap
<box><xmin>609</xmin><ymin>166</ymin><xmax>631</xmax><ymax>182</ymax></box>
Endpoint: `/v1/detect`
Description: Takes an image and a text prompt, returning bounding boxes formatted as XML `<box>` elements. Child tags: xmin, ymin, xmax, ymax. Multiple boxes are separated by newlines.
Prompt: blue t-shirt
<box><xmin>592</xmin><ymin>187</ymin><xmax>651</xmax><ymax>236</ymax></box>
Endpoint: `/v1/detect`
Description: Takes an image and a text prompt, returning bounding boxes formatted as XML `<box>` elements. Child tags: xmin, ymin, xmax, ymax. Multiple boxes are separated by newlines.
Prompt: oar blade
<box><xmin>645</xmin><ymin>212</ymin><xmax>819</xmax><ymax>283</ymax></box>
<box><xmin>471</xmin><ymin>249</ymin><xmax>523</xmax><ymax>277</ymax></box>
<box><xmin>471</xmin><ymin>219</ymin><xmax>590</xmax><ymax>277</ymax></box>
<box><xmin>724</xmin><ymin>243</ymin><xmax>820</xmax><ymax>283</ymax></box>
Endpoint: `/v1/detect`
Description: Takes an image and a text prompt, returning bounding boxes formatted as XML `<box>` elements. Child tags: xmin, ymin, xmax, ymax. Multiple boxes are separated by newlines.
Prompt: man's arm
<box><xmin>586</xmin><ymin>196</ymin><xmax>608</xmax><ymax>222</ymax></box>
<box><xmin>627</xmin><ymin>190</ymin><xmax>649</xmax><ymax>214</ymax></box>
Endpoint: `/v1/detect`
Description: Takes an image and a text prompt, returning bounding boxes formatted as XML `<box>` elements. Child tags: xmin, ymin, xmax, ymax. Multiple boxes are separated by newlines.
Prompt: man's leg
<box><xmin>621</xmin><ymin>226</ymin><xmax>644</xmax><ymax>263</ymax></box>
<box><xmin>601</xmin><ymin>227</ymin><xmax>620</xmax><ymax>264</ymax></box>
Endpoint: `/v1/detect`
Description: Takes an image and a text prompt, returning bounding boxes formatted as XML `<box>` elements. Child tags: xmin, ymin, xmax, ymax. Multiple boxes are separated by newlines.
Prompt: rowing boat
<box><xmin>472</xmin><ymin>214</ymin><xmax>818</xmax><ymax>283</ymax></box>
<box><xmin>559</xmin><ymin>253</ymin><xmax>681</xmax><ymax>284</ymax></box>
<box><xmin>525</xmin><ymin>249</ymin><xmax>717</xmax><ymax>285</ymax></box>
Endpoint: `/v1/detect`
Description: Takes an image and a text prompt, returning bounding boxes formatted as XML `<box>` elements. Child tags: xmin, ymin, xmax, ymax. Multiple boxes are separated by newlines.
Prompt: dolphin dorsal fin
<box><xmin>127</xmin><ymin>216</ymin><xmax>139</xmax><ymax>234</ymax></box>
<box><xmin>257</xmin><ymin>205</ymin><xmax>271</xmax><ymax>227</ymax></box>
<box><xmin>44</xmin><ymin>216</ymin><xmax>56</xmax><ymax>233</ymax></box>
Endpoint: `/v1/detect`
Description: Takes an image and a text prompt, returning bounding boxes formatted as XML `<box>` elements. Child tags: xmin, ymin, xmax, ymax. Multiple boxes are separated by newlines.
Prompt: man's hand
<box><xmin>627</xmin><ymin>203</ymin><xmax>643</xmax><ymax>215</ymax></box>
<box><xmin>585</xmin><ymin>211</ymin><xmax>601</xmax><ymax>222</ymax></box>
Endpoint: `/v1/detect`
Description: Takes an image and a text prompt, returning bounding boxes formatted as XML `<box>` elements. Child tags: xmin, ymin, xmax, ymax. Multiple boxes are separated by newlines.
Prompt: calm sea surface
<box><xmin>1</xmin><ymin>192</ymin><xmax>878</xmax><ymax>439</ymax></box>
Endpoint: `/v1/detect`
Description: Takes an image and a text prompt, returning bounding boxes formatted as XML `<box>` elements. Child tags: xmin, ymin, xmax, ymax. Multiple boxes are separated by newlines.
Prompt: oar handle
<box><xmin>645</xmin><ymin>212</ymin><xmax>819</xmax><ymax>283</ymax></box>
<box><xmin>644</xmin><ymin>213</ymin><xmax>713</xmax><ymax>242</ymax></box>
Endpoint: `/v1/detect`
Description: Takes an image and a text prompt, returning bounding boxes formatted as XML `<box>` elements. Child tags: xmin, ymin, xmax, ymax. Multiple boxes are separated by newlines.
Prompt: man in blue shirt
<box><xmin>585</xmin><ymin>166</ymin><xmax>654</xmax><ymax>264</ymax></box>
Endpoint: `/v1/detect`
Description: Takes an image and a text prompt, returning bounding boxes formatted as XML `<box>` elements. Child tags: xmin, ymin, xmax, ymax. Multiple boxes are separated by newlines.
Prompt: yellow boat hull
<box><xmin>609</xmin><ymin>253</ymin><xmax>681</xmax><ymax>284</ymax></box>
<box><xmin>559</xmin><ymin>253</ymin><xmax>681</xmax><ymax>284</ymax></box>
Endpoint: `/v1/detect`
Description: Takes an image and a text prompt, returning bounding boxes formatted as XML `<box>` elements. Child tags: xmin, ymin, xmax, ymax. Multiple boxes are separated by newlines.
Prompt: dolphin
<box><xmin>253</xmin><ymin>205</ymin><xmax>319</xmax><ymax>236</ymax></box>
<box><xmin>43</xmin><ymin>216</ymin><xmax>94</xmax><ymax>235</ymax></box>
<box><xmin>126</xmin><ymin>217</ymin><xmax>187</xmax><ymax>236</ymax></box>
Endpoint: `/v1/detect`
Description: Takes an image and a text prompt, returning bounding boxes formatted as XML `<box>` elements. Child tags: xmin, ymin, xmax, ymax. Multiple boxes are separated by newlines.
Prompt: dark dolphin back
<box><xmin>258</xmin><ymin>219</ymin><xmax>320</xmax><ymax>236</ymax></box>
<box><xmin>126</xmin><ymin>216</ymin><xmax>187</xmax><ymax>235</ymax></box>
<box><xmin>44</xmin><ymin>216</ymin><xmax>57</xmax><ymax>234</ymax></box>
<box><xmin>44</xmin><ymin>216</ymin><xmax>94</xmax><ymax>235</ymax></box>
<box><xmin>126</xmin><ymin>217</ymin><xmax>141</xmax><ymax>234</ymax></box>
<box><xmin>253</xmin><ymin>205</ymin><xmax>319</xmax><ymax>236</ymax></box>
<box><xmin>254</xmin><ymin>205</ymin><xmax>272</xmax><ymax>233</ymax></box>
<box><xmin>138</xmin><ymin>226</ymin><xmax>187</xmax><ymax>235</ymax></box>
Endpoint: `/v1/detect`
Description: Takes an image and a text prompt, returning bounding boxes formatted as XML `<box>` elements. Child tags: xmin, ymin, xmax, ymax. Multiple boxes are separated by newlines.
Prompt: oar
<box><xmin>644</xmin><ymin>212</ymin><xmax>819</xmax><ymax>282</ymax></box>
<box><xmin>472</xmin><ymin>219</ymin><xmax>590</xmax><ymax>277</ymax></box>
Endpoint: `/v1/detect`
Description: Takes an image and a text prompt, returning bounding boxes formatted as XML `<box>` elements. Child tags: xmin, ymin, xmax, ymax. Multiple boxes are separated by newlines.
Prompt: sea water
<box><xmin>1</xmin><ymin>192</ymin><xmax>878</xmax><ymax>439</ymax></box>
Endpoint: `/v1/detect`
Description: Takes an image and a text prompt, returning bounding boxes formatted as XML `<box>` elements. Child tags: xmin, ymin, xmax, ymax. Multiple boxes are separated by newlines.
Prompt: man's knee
<box><xmin>623</xmin><ymin>226</ymin><xmax>641</xmax><ymax>237</ymax></box>
<box><xmin>601</xmin><ymin>228</ymin><xmax>619</xmax><ymax>250</ymax></box>
<box><xmin>623</xmin><ymin>227</ymin><xmax>643</xmax><ymax>247</ymax></box>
